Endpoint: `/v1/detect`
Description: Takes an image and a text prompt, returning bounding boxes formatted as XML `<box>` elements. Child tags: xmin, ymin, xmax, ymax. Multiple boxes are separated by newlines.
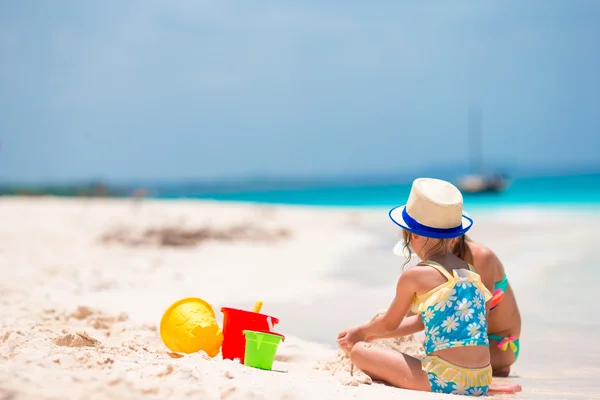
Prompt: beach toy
<box><xmin>242</xmin><ymin>330</ymin><xmax>285</xmax><ymax>370</ymax></box>
<box><xmin>252</xmin><ymin>301</ymin><xmax>263</xmax><ymax>313</ymax></box>
<box><xmin>221</xmin><ymin>307</ymin><xmax>279</xmax><ymax>363</ymax></box>
<box><xmin>160</xmin><ymin>297</ymin><xmax>224</xmax><ymax>357</ymax></box>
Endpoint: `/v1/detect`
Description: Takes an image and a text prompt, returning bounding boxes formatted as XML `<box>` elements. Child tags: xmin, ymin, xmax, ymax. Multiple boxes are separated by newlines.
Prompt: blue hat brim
<box><xmin>388</xmin><ymin>205</ymin><xmax>473</xmax><ymax>239</ymax></box>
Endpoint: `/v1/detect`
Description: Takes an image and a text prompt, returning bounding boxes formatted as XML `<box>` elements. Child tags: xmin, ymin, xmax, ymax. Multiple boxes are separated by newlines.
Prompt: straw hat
<box><xmin>389</xmin><ymin>178</ymin><xmax>473</xmax><ymax>239</ymax></box>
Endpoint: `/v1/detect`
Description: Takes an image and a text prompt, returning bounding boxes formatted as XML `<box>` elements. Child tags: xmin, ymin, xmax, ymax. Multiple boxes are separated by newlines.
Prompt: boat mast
<box><xmin>468</xmin><ymin>107</ymin><xmax>483</xmax><ymax>175</ymax></box>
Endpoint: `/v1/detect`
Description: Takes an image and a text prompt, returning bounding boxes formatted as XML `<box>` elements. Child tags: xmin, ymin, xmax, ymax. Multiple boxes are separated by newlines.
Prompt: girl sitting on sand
<box><xmin>452</xmin><ymin>235</ymin><xmax>521</xmax><ymax>377</ymax></box>
<box><xmin>337</xmin><ymin>178</ymin><xmax>520</xmax><ymax>396</ymax></box>
<box><xmin>378</xmin><ymin>230</ymin><xmax>522</xmax><ymax>377</ymax></box>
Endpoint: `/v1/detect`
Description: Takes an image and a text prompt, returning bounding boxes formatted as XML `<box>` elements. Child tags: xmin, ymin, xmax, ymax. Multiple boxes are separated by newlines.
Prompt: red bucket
<box><xmin>220</xmin><ymin>307</ymin><xmax>279</xmax><ymax>362</ymax></box>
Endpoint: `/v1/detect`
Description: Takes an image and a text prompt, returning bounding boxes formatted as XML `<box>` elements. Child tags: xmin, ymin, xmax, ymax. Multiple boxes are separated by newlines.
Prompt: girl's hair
<box><xmin>451</xmin><ymin>234</ymin><xmax>472</xmax><ymax>261</ymax></box>
<box><xmin>401</xmin><ymin>230</ymin><xmax>453</xmax><ymax>268</ymax></box>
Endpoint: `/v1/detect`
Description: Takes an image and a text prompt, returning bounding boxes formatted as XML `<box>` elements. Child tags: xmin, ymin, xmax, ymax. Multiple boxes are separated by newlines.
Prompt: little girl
<box><xmin>337</xmin><ymin>178</ymin><xmax>521</xmax><ymax>396</ymax></box>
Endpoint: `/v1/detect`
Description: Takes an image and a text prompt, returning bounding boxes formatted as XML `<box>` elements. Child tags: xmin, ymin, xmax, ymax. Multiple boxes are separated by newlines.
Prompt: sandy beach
<box><xmin>1</xmin><ymin>197</ymin><xmax>599</xmax><ymax>400</ymax></box>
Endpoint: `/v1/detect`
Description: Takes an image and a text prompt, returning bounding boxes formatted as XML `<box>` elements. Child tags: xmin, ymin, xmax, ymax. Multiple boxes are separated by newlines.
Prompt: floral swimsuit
<box><xmin>411</xmin><ymin>261</ymin><xmax>493</xmax><ymax>396</ymax></box>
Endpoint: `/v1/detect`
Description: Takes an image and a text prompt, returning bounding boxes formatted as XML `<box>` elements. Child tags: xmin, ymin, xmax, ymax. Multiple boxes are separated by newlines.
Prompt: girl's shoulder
<box><xmin>470</xmin><ymin>242</ymin><xmax>505</xmax><ymax>275</ymax></box>
<box><xmin>400</xmin><ymin>263</ymin><xmax>451</xmax><ymax>293</ymax></box>
<box><xmin>470</xmin><ymin>242</ymin><xmax>498</xmax><ymax>263</ymax></box>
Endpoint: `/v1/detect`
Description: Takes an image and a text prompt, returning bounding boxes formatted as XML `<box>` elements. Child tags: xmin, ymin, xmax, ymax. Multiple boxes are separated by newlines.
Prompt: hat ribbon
<box><xmin>402</xmin><ymin>207</ymin><xmax>467</xmax><ymax>234</ymax></box>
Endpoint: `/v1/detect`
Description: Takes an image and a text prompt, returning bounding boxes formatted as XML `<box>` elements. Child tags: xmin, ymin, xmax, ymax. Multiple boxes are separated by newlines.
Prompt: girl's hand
<box><xmin>337</xmin><ymin>327</ymin><xmax>365</xmax><ymax>353</ymax></box>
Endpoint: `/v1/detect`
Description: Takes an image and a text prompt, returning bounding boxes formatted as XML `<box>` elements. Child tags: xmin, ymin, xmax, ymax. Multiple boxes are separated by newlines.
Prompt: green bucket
<box><xmin>242</xmin><ymin>330</ymin><xmax>285</xmax><ymax>370</ymax></box>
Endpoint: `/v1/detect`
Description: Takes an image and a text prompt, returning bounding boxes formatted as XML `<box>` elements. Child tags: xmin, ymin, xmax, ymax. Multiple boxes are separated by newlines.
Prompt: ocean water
<box><xmin>155</xmin><ymin>173</ymin><xmax>600</xmax><ymax>209</ymax></box>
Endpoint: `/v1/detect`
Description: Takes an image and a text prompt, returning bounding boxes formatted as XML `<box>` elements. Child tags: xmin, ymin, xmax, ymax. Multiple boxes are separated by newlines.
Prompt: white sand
<box><xmin>1</xmin><ymin>197</ymin><xmax>599</xmax><ymax>399</ymax></box>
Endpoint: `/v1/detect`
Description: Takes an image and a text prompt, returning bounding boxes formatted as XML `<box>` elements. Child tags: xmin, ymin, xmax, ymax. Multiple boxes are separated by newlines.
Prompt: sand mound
<box><xmin>314</xmin><ymin>312</ymin><xmax>425</xmax><ymax>386</ymax></box>
<box><xmin>53</xmin><ymin>332</ymin><xmax>101</xmax><ymax>348</ymax></box>
<box><xmin>68</xmin><ymin>306</ymin><xmax>128</xmax><ymax>330</ymax></box>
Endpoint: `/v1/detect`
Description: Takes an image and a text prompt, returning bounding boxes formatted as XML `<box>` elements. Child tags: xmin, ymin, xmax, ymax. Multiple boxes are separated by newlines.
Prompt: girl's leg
<box><xmin>493</xmin><ymin>366</ymin><xmax>511</xmax><ymax>378</ymax></box>
<box><xmin>350</xmin><ymin>342</ymin><xmax>431</xmax><ymax>392</ymax></box>
<box><xmin>489</xmin><ymin>338</ymin><xmax>517</xmax><ymax>377</ymax></box>
<box><xmin>351</xmin><ymin>342</ymin><xmax>522</xmax><ymax>394</ymax></box>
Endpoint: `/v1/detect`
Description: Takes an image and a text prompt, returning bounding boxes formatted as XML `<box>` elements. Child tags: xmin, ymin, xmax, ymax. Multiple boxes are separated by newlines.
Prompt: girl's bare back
<box><xmin>466</xmin><ymin>241</ymin><xmax>522</xmax><ymax>374</ymax></box>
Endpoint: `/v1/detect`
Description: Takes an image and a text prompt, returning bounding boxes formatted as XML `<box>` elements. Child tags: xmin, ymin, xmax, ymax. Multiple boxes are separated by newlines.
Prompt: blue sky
<box><xmin>1</xmin><ymin>1</ymin><xmax>599</xmax><ymax>184</ymax></box>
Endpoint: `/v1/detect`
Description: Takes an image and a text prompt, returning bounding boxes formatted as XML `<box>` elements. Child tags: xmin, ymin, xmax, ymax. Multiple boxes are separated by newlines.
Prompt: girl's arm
<box><xmin>474</xmin><ymin>249</ymin><xmax>498</xmax><ymax>296</ymax></box>
<box><xmin>368</xmin><ymin>314</ymin><xmax>424</xmax><ymax>340</ymax></box>
<box><xmin>473</xmin><ymin>248</ymin><xmax>501</xmax><ymax>319</ymax></box>
<box><xmin>354</xmin><ymin>268</ymin><xmax>421</xmax><ymax>339</ymax></box>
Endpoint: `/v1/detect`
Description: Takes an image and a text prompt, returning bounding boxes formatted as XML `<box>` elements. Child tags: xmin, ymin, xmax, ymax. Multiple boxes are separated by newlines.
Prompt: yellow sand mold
<box><xmin>160</xmin><ymin>297</ymin><xmax>224</xmax><ymax>357</ymax></box>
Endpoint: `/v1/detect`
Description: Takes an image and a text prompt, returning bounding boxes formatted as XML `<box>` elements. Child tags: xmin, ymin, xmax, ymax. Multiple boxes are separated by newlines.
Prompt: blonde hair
<box><xmin>401</xmin><ymin>230</ymin><xmax>454</xmax><ymax>268</ymax></box>
<box><xmin>451</xmin><ymin>234</ymin><xmax>472</xmax><ymax>261</ymax></box>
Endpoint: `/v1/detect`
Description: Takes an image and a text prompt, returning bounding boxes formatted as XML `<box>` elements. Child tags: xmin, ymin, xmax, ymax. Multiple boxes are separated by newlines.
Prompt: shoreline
<box><xmin>4</xmin><ymin>193</ymin><xmax>600</xmax><ymax>211</ymax></box>
<box><xmin>155</xmin><ymin>198</ymin><xmax>600</xmax><ymax>212</ymax></box>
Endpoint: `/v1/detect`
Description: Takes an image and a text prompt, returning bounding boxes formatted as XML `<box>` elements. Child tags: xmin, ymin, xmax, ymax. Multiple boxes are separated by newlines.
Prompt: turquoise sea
<box><xmin>154</xmin><ymin>173</ymin><xmax>600</xmax><ymax>209</ymax></box>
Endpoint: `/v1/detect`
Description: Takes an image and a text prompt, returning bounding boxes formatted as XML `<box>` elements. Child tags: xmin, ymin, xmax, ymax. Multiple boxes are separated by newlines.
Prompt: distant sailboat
<box><xmin>456</xmin><ymin>107</ymin><xmax>509</xmax><ymax>194</ymax></box>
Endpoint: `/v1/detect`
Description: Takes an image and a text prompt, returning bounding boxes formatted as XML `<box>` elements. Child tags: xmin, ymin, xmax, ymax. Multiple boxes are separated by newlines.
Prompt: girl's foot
<box><xmin>489</xmin><ymin>383</ymin><xmax>522</xmax><ymax>394</ymax></box>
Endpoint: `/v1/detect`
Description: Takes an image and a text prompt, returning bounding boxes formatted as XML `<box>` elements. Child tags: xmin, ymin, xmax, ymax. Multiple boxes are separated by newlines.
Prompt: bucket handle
<box><xmin>256</xmin><ymin>333</ymin><xmax>263</xmax><ymax>350</ymax></box>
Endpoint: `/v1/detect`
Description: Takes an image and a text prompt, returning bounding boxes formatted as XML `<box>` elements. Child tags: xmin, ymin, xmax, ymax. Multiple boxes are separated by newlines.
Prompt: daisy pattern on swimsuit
<box><xmin>454</xmin><ymin>298</ymin><xmax>474</xmax><ymax>321</ymax></box>
<box><xmin>428</xmin><ymin>325</ymin><xmax>441</xmax><ymax>338</ymax></box>
<box><xmin>410</xmin><ymin>261</ymin><xmax>493</xmax><ymax>355</ymax></box>
<box><xmin>423</xmin><ymin>308</ymin><xmax>434</xmax><ymax>322</ymax></box>
<box><xmin>451</xmin><ymin>382</ymin><xmax>469</xmax><ymax>395</ymax></box>
<box><xmin>477</xmin><ymin>312</ymin><xmax>486</xmax><ymax>326</ymax></box>
<box><xmin>456</xmin><ymin>277</ymin><xmax>472</xmax><ymax>289</ymax></box>
<box><xmin>441</xmin><ymin>315</ymin><xmax>459</xmax><ymax>333</ymax></box>
<box><xmin>473</xmin><ymin>285</ymin><xmax>484</xmax><ymax>299</ymax></box>
<box><xmin>466</xmin><ymin>322</ymin><xmax>481</xmax><ymax>339</ymax></box>
<box><xmin>434</xmin><ymin>288</ymin><xmax>457</xmax><ymax>312</ymax></box>
<box><xmin>432</xmin><ymin>336</ymin><xmax>449</xmax><ymax>348</ymax></box>
<box><xmin>434</xmin><ymin>375</ymin><xmax>448</xmax><ymax>389</ymax></box>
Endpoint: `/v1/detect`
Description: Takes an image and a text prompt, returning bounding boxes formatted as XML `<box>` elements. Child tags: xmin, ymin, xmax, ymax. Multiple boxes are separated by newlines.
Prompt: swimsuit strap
<box><xmin>494</xmin><ymin>273</ymin><xmax>509</xmax><ymax>293</ymax></box>
<box><xmin>420</xmin><ymin>260</ymin><xmax>475</xmax><ymax>279</ymax></box>
<box><xmin>419</xmin><ymin>260</ymin><xmax>453</xmax><ymax>281</ymax></box>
